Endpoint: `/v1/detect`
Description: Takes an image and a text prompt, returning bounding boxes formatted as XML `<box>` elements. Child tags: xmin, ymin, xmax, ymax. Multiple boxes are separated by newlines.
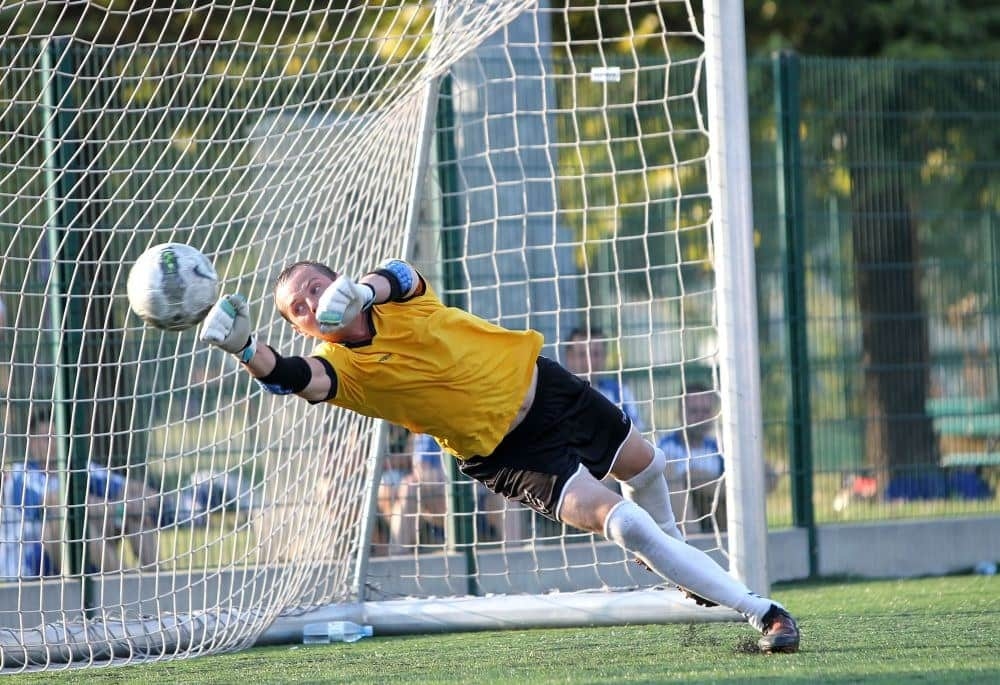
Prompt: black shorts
<box><xmin>458</xmin><ymin>356</ymin><xmax>632</xmax><ymax>521</ymax></box>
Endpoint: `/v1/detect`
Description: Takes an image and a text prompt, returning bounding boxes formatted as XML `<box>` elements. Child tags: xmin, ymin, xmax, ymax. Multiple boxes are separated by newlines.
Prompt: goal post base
<box><xmin>258</xmin><ymin>589</ymin><xmax>742</xmax><ymax>644</ymax></box>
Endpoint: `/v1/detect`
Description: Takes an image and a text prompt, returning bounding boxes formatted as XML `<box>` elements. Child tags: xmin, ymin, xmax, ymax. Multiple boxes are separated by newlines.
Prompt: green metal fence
<box><xmin>751</xmin><ymin>55</ymin><xmax>1000</xmax><ymax>527</ymax></box>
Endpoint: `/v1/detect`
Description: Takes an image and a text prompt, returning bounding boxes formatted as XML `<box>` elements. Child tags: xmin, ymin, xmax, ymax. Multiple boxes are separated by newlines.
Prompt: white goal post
<box><xmin>0</xmin><ymin>0</ymin><xmax>766</xmax><ymax>670</ymax></box>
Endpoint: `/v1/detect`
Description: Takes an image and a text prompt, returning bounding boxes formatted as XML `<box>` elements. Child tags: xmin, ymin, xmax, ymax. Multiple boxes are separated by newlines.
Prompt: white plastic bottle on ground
<box><xmin>302</xmin><ymin>620</ymin><xmax>374</xmax><ymax>644</ymax></box>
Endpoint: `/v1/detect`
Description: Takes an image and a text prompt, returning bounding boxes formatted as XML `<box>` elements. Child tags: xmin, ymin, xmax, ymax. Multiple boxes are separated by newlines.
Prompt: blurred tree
<box><xmin>0</xmin><ymin>1</ymin><xmax>433</xmax><ymax>57</ymax></box>
<box><xmin>0</xmin><ymin>1</ymin><xmax>434</xmax><ymax>468</ymax></box>
<box><xmin>743</xmin><ymin>0</ymin><xmax>1000</xmax><ymax>59</ymax></box>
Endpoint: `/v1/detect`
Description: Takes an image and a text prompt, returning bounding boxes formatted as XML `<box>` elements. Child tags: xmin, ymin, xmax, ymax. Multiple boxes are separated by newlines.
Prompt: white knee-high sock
<box><xmin>619</xmin><ymin>446</ymin><xmax>683</xmax><ymax>541</ymax></box>
<box><xmin>604</xmin><ymin>499</ymin><xmax>777</xmax><ymax>629</ymax></box>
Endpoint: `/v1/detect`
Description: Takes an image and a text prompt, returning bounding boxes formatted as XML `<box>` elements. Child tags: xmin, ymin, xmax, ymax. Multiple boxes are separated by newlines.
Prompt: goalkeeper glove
<box><xmin>316</xmin><ymin>275</ymin><xmax>376</xmax><ymax>333</ymax></box>
<box><xmin>199</xmin><ymin>294</ymin><xmax>256</xmax><ymax>363</ymax></box>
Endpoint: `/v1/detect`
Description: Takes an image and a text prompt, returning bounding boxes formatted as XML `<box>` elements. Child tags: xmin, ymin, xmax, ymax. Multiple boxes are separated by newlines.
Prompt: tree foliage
<box><xmin>0</xmin><ymin>1</ymin><xmax>432</xmax><ymax>58</ymax></box>
<box><xmin>743</xmin><ymin>0</ymin><xmax>1000</xmax><ymax>59</ymax></box>
<box><xmin>558</xmin><ymin>1</ymin><xmax>1000</xmax><ymax>475</ymax></box>
<box><xmin>740</xmin><ymin>1</ymin><xmax>1000</xmax><ymax>476</ymax></box>
<box><xmin>8</xmin><ymin>1</ymin><xmax>999</xmax><ymax>60</ymax></box>
<box><xmin>5</xmin><ymin>1</ymin><xmax>996</xmax><ymax>478</ymax></box>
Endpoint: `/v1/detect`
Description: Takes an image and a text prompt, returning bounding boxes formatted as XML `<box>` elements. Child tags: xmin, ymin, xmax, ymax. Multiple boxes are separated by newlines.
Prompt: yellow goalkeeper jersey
<box><xmin>311</xmin><ymin>280</ymin><xmax>543</xmax><ymax>459</ymax></box>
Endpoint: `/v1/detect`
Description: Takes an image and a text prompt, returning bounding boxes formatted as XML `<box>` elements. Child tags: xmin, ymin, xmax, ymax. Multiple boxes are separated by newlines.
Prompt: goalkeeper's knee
<box><xmin>619</xmin><ymin>444</ymin><xmax>682</xmax><ymax>541</ymax></box>
<box><xmin>623</xmin><ymin>443</ymin><xmax>667</xmax><ymax>489</ymax></box>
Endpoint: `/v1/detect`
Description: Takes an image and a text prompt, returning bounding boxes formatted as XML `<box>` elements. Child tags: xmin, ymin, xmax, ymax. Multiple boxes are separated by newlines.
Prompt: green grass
<box><xmin>16</xmin><ymin>574</ymin><xmax>1000</xmax><ymax>684</ymax></box>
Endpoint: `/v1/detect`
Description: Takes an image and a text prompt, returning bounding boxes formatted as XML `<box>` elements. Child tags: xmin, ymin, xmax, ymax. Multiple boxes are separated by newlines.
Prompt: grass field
<box><xmin>16</xmin><ymin>574</ymin><xmax>1000</xmax><ymax>684</ymax></box>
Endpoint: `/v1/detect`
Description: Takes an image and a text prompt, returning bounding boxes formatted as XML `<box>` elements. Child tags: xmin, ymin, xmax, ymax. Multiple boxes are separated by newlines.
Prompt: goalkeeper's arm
<box><xmin>243</xmin><ymin>344</ymin><xmax>335</xmax><ymax>402</ymax></box>
<box><xmin>316</xmin><ymin>259</ymin><xmax>422</xmax><ymax>332</ymax></box>
<box><xmin>199</xmin><ymin>260</ymin><xmax>421</xmax><ymax>403</ymax></box>
<box><xmin>365</xmin><ymin>258</ymin><xmax>422</xmax><ymax>302</ymax></box>
<box><xmin>198</xmin><ymin>294</ymin><xmax>337</xmax><ymax>403</ymax></box>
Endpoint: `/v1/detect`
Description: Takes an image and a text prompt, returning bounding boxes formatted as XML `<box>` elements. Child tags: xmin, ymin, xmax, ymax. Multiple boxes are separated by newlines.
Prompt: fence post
<box><xmin>41</xmin><ymin>38</ymin><xmax>100</xmax><ymax>612</ymax></box>
<box><xmin>773</xmin><ymin>50</ymin><xmax>817</xmax><ymax>576</ymax></box>
<box><xmin>990</xmin><ymin>212</ymin><xmax>1000</xmax><ymax>399</ymax></box>
<box><xmin>435</xmin><ymin>73</ymin><xmax>480</xmax><ymax>596</ymax></box>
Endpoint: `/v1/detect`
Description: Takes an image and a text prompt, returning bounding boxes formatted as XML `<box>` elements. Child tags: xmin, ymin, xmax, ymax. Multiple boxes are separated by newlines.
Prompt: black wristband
<box><xmin>373</xmin><ymin>268</ymin><xmax>403</xmax><ymax>301</ymax></box>
<box><xmin>257</xmin><ymin>347</ymin><xmax>311</xmax><ymax>395</ymax></box>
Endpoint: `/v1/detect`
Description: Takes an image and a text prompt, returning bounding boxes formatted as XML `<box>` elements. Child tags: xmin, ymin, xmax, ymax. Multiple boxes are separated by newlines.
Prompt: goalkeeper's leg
<box><xmin>602</xmin><ymin>494</ymin><xmax>799</xmax><ymax>653</ymax></box>
<box><xmin>612</xmin><ymin>435</ymin><xmax>713</xmax><ymax>604</ymax></box>
<box><xmin>560</xmin><ymin>473</ymin><xmax>772</xmax><ymax>617</ymax></box>
<box><xmin>614</xmin><ymin>438</ymin><xmax>683</xmax><ymax>541</ymax></box>
<box><xmin>559</xmin><ymin>466</ymin><xmax>796</xmax><ymax>647</ymax></box>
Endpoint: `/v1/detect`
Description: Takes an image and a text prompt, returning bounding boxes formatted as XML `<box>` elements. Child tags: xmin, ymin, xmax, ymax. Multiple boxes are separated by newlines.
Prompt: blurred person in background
<box><xmin>564</xmin><ymin>325</ymin><xmax>644</xmax><ymax>432</ymax></box>
<box><xmin>0</xmin><ymin>407</ymin><xmax>163</xmax><ymax>578</ymax></box>
<box><xmin>384</xmin><ymin>432</ymin><xmax>523</xmax><ymax>555</ymax></box>
<box><xmin>659</xmin><ymin>382</ymin><xmax>726</xmax><ymax>534</ymax></box>
<box><xmin>0</xmin><ymin>409</ymin><xmax>62</xmax><ymax>578</ymax></box>
<box><xmin>659</xmin><ymin>382</ymin><xmax>778</xmax><ymax>534</ymax></box>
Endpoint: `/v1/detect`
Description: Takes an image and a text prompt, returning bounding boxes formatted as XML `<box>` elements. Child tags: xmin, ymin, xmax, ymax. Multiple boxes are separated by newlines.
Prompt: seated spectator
<box><xmin>564</xmin><ymin>325</ymin><xmax>644</xmax><ymax>431</ymax></box>
<box><xmin>384</xmin><ymin>432</ymin><xmax>524</xmax><ymax>555</ymax></box>
<box><xmin>0</xmin><ymin>413</ymin><xmax>62</xmax><ymax>579</ymax></box>
<box><xmin>384</xmin><ymin>432</ymin><xmax>448</xmax><ymax>555</ymax></box>
<box><xmin>658</xmin><ymin>383</ymin><xmax>726</xmax><ymax>534</ymax></box>
<box><xmin>85</xmin><ymin>457</ymin><xmax>163</xmax><ymax>571</ymax></box>
<box><xmin>368</xmin><ymin>425</ymin><xmax>414</xmax><ymax>553</ymax></box>
<box><xmin>0</xmin><ymin>408</ymin><xmax>163</xmax><ymax>578</ymax></box>
<box><xmin>171</xmin><ymin>470</ymin><xmax>258</xmax><ymax>526</ymax></box>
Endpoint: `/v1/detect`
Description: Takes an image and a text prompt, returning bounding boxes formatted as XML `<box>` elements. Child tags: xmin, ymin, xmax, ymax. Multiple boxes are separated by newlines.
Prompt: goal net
<box><xmin>0</xmin><ymin>0</ymin><xmax>767</xmax><ymax>671</ymax></box>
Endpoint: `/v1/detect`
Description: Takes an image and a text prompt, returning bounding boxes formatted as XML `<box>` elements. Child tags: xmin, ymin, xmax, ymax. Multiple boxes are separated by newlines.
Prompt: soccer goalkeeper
<box><xmin>199</xmin><ymin>259</ymin><xmax>800</xmax><ymax>654</ymax></box>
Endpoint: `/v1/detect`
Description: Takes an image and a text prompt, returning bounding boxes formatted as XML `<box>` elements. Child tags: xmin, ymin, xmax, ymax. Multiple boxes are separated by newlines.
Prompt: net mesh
<box><xmin>364</xmin><ymin>0</ymin><xmax>724</xmax><ymax>602</ymax></box>
<box><xmin>0</xmin><ymin>0</ymin><xmax>731</xmax><ymax>670</ymax></box>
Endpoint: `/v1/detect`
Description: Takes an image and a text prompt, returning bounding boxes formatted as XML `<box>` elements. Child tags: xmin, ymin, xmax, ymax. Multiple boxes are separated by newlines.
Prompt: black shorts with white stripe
<box><xmin>458</xmin><ymin>355</ymin><xmax>631</xmax><ymax>521</ymax></box>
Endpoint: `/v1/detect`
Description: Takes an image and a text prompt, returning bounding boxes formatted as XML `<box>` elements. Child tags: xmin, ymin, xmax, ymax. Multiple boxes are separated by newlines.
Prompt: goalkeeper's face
<box><xmin>274</xmin><ymin>263</ymin><xmax>339</xmax><ymax>341</ymax></box>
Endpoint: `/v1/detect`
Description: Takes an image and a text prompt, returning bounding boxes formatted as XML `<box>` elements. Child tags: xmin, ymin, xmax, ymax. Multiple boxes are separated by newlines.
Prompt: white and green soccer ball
<box><xmin>127</xmin><ymin>242</ymin><xmax>219</xmax><ymax>331</ymax></box>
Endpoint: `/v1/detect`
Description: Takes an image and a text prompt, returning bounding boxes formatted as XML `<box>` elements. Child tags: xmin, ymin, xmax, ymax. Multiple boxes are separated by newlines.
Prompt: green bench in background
<box><xmin>928</xmin><ymin>396</ymin><xmax>1000</xmax><ymax>472</ymax></box>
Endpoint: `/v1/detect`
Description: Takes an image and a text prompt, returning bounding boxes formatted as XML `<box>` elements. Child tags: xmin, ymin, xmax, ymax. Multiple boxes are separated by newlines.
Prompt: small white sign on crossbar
<box><xmin>589</xmin><ymin>66</ymin><xmax>621</xmax><ymax>83</ymax></box>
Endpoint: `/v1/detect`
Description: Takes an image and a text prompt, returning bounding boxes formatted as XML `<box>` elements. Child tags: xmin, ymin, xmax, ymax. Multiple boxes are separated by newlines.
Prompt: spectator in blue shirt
<box><xmin>0</xmin><ymin>409</ymin><xmax>163</xmax><ymax>578</ymax></box>
<box><xmin>658</xmin><ymin>382</ymin><xmax>726</xmax><ymax>533</ymax></box>
<box><xmin>0</xmin><ymin>419</ymin><xmax>61</xmax><ymax>578</ymax></box>
<box><xmin>564</xmin><ymin>326</ymin><xmax>644</xmax><ymax>432</ymax></box>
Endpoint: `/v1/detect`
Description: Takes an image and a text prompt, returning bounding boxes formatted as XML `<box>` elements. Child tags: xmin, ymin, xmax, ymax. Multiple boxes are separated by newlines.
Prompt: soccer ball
<box><xmin>127</xmin><ymin>243</ymin><xmax>220</xmax><ymax>331</ymax></box>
